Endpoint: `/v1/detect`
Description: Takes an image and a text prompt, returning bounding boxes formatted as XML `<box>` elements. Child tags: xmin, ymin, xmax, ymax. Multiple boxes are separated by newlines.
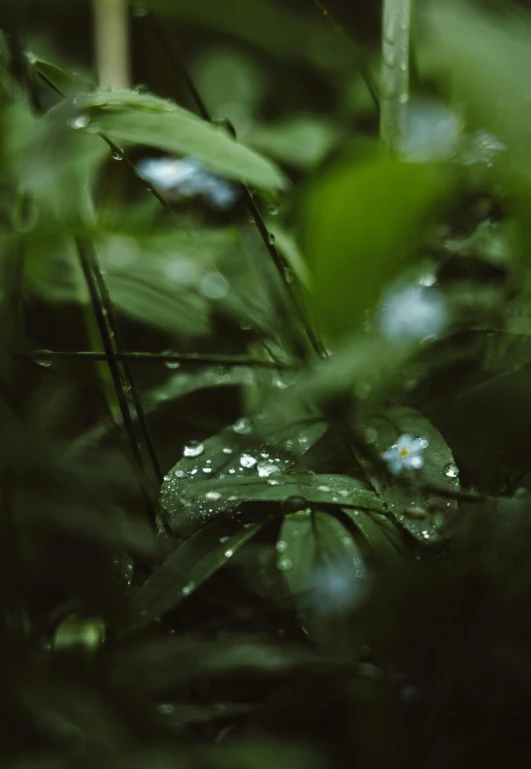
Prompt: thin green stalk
<box><xmin>146</xmin><ymin>11</ymin><xmax>326</xmax><ymax>362</ymax></box>
<box><xmin>13</xmin><ymin>350</ymin><xmax>295</xmax><ymax>368</ymax></box>
<box><xmin>76</xmin><ymin>238</ymin><xmax>157</xmax><ymax>521</ymax></box>
<box><xmin>311</xmin><ymin>0</ymin><xmax>380</xmax><ymax>112</ymax></box>
<box><xmin>380</xmin><ymin>0</ymin><xmax>412</xmax><ymax>150</ymax></box>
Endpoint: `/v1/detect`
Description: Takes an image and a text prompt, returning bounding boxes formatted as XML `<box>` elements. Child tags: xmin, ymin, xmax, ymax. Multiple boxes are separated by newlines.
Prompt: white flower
<box><xmin>382</xmin><ymin>433</ymin><xmax>428</xmax><ymax>475</ymax></box>
<box><xmin>379</xmin><ymin>284</ymin><xmax>447</xmax><ymax>342</ymax></box>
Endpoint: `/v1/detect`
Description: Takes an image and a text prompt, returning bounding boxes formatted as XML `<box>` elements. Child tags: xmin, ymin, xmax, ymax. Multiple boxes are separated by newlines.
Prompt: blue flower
<box><xmin>379</xmin><ymin>284</ymin><xmax>447</xmax><ymax>342</ymax></box>
<box><xmin>382</xmin><ymin>433</ymin><xmax>428</xmax><ymax>475</ymax></box>
<box><xmin>136</xmin><ymin>156</ymin><xmax>240</xmax><ymax>209</ymax></box>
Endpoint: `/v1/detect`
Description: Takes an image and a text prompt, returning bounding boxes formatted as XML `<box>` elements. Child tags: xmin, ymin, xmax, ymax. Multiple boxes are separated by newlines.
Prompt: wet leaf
<box><xmin>67</xmin><ymin>90</ymin><xmax>287</xmax><ymax>191</ymax></box>
<box><xmin>358</xmin><ymin>405</ymin><xmax>459</xmax><ymax>545</ymax></box>
<box><xmin>110</xmin><ymin>635</ymin><xmax>314</xmax><ymax>693</ymax></box>
<box><xmin>303</xmin><ymin>154</ymin><xmax>446</xmax><ymax>341</ymax></box>
<box><xmin>279</xmin><ymin>510</ymin><xmax>369</xmax><ymax>650</ymax></box>
<box><xmin>159</xmin><ymin>417</ymin><xmax>327</xmax><ymax>535</ymax></box>
<box><xmin>117</xmin><ymin>517</ymin><xmax>270</xmax><ymax>638</ymax></box>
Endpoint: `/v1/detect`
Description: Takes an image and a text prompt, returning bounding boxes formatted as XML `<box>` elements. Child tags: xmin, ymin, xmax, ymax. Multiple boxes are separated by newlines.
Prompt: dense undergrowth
<box><xmin>2</xmin><ymin>0</ymin><xmax>531</xmax><ymax>767</ymax></box>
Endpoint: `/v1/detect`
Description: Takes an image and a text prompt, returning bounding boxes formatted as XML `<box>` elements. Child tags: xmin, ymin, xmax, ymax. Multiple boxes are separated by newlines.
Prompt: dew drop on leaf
<box><xmin>277</xmin><ymin>555</ymin><xmax>293</xmax><ymax>572</ymax></box>
<box><xmin>182</xmin><ymin>581</ymin><xmax>195</xmax><ymax>596</ymax></box>
<box><xmin>224</xmin><ymin>548</ymin><xmax>234</xmax><ymax>558</ymax></box>
<box><xmin>233</xmin><ymin>417</ymin><xmax>252</xmax><ymax>434</ymax></box>
<box><xmin>240</xmin><ymin>453</ymin><xmax>257</xmax><ymax>469</ymax></box>
<box><xmin>69</xmin><ymin>114</ymin><xmax>89</xmax><ymax>130</ymax></box>
<box><xmin>276</xmin><ymin>540</ymin><xmax>288</xmax><ymax>552</ymax></box>
<box><xmin>443</xmin><ymin>462</ymin><xmax>459</xmax><ymax>479</ymax></box>
<box><xmin>183</xmin><ymin>441</ymin><xmax>204</xmax><ymax>458</ymax></box>
<box><xmin>257</xmin><ymin>461</ymin><xmax>279</xmax><ymax>478</ymax></box>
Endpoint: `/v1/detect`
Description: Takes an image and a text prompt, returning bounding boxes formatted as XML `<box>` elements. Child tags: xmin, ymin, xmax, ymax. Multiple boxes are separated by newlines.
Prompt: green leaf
<box><xmin>67</xmin><ymin>90</ymin><xmax>287</xmax><ymax>191</ymax></box>
<box><xmin>358</xmin><ymin>405</ymin><xmax>459</xmax><ymax>545</ymax></box>
<box><xmin>110</xmin><ymin>635</ymin><xmax>314</xmax><ymax>694</ymax></box>
<box><xmin>117</xmin><ymin>517</ymin><xmax>269</xmax><ymax>638</ymax></box>
<box><xmin>174</xmin><ymin>473</ymin><xmax>385</xmax><ymax>522</ymax></box>
<box><xmin>303</xmin><ymin>154</ymin><xmax>446</xmax><ymax>341</ymax></box>
<box><xmin>248</xmin><ymin>116</ymin><xmax>343</xmax><ymax>169</ymax></box>
<box><xmin>159</xmin><ymin>417</ymin><xmax>328</xmax><ymax>536</ymax></box>
<box><xmin>278</xmin><ymin>510</ymin><xmax>369</xmax><ymax>650</ymax></box>
<box><xmin>28</xmin><ymin>53</ymin><xmax>91</xmax><ymax>95</ymax></box>
<box><xmin>106</xmin><ymin>267</ymin><xmax>211</xmax><ymax>338</ymax></box>
<box><xmin>341</xmin><ymin>508</ymin><xmax>406</xmax><ymax>568</ymax></box>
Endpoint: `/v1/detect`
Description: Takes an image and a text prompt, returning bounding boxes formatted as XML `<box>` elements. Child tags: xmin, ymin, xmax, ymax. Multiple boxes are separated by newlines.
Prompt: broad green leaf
<box><xmin>159</xmin><ymin>417</ymin><xmax>327</xmax><ymax>536</ymax></box>
<box><xmin>117</xmin><ymin>517</ymin><xmax>269</xmax><ymax>638</ymax></box>
<box><xmin>248</xmin><ymin>116</ymin><xmax>343</xmax><ymax>169</ymax></box>
<box><xmin>175</xmin><ymin>473</ymin><xmax>385</xmax><ymax>524</ymax></box>
<box><xmin>110</xmin><ymin>635</ymin><xmax>314</xmax><ymax>693</ymax></box>
<box><xmin>341</xmin><ymin>507</ymin><xmax>406</xmax><ymax>568</ymax></box>
<box><xmin>303</xmin><ymin>154</ymin><xmax>446</xmax><ymax>340</ymax></box>
<box><xmin>67</xmin><ymin>90</ymin><xmax>287</xmax><ymax>191</ymax></box>
<box><xmin>279</xmin><ymin>510</ymin><xmax>369</xmax><ymax>651</ymax></box>
<box><xmin>358</xmin><ymin>405</ymin><xmax>459</xmax><ymax>545</ymax></box>
<box><xmin>105</xmin><ymin>267</ymin><xmax>211</xmax><ymax>338</ymax></box>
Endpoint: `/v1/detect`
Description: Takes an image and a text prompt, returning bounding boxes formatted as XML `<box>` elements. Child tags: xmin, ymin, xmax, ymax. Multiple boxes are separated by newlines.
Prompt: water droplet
<box><xmin>233</xmin><ymin>417</ymin><xmax>251</xmax><ymax>434</ymax></box>
<box><xmin>404</xmin><ymin>506</ymin><xmax>428</xmax><ymax>520</ymax></box>
<box><xmin>32</xmin><ymin>350</ymin><xmax>53</xmax><ymax>368</ymax></box>
<box><xmin>398</xmin><ymin>92</ymin><xmax>409</xmax><ymax>105</ymax></box>
<box><xmin>183</xmin><ymin>441</ymin><xmax>204</xmax><ymax>458</ymax></box>
<box><xmin>182</xmin><ymin>581</ymin><xmax>195</xmax><ymax>596</ymax></box>
<box><xmin>266</xmin><ymin>478</ymin><xmax>280</xmax><ymax>485</ymax></box>
<box><xmin>277</xmin><ymin>555</ymin><xmax>292</xmax><ymax>571</ymax></box>
<box><xmin>205</xmin><ymin>491</ymin><xmax>221</xmax><ymax>501</ymax></box>
<box><xmin>214</xmin><ymin>366</ymin><xmax>231</xmax><ymax>383</ymax></box>
<box><xmin>317</xmin><ymin>485</ymin><xmax>331</xmax><ymax>493</ymax></box>
<box><xmin>240</xmin><ymin>453</ymin><xmax>257</xmax><ymax>469</ymax></box>
<box><xmin>111</xmin><ymin>146</ymin><xmax>124</xmax><ymax>161</ymax></box>
<box><xmin>257</xmin><ymin>461</ymin><xmax>279</xmax><ymax>478</ymax></box>
<box><xmin>202</xmin><ymin>467</ymin><xmax>213</xmax><ymax>474</ymax></box>
<box><xmin>200</xmin><ymin>272</ymin><xmax>229</xmax><ymax>300</ymax></box>
<box><xmin>224</xmin><ymin>548</ymin><xmax>234</xmax><ymax>558</ymax></box>
<box><xmin>443</xmin><ymin>462</ymin><xmax>459</xmax><ymax>479</ymax></box>
<box><xmin>284</xmin><ymin>268</ymin><xmax>294</xmax><ymax>283</ymax></box>
<box><xmin>268</xmin><ymin>204</ymin><xmax>279</xmax><ymax>216</ymax></box>
<box><xmin>174</xmin><ymin>469</ymin><xmax>186</xmax><ymax>478</ymax></box>
<box><xmin>283</xmin><ymin>496</ymin><xmax>309</xmax><ymax>513</ymax></box>
<box><xmin>384</xmin><ymin>51</ymin><xmax>396</xmax><ymax>67</ymax></box>
<box><xmin>69</xmin><ymin>114</ymin><xmax>89</xmax><ymax>130</ymax></box>
<box><xmin>268</xmin><ymin>232</ymin><xmax>276</xmax><ymax>245</ymax></box>
<box><xmin>276</xmin><ymin>540</ymin><xmax>288</xmax><ymax>552</ymax></box>
<box><xmin>222</xmin><ymin>447</ymin><xmax>233</xmax><ymax>455</ymax></box>
<box><xmin>163</xmin><ymin>350</ymin><xmax>181</xmax><ymax>370</ymax></box>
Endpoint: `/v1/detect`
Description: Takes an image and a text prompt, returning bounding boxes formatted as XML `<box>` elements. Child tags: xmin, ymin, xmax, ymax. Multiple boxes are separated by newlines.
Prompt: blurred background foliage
<box><xmin>3</xmin><ymin>0</ymin><xmax>531</xmax><ymax>767</ymax></box>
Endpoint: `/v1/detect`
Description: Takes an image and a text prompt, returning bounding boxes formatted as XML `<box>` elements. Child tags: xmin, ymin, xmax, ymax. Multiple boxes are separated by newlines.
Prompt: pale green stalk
<box><xmin>380</xmin><ymin>0</ymin><xmax>412</xmax><ymax>150</ymax></box>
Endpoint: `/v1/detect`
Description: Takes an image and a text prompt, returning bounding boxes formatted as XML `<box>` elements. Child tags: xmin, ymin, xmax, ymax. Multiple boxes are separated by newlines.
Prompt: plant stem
<box><xmin>14</xmin><ymin>350</ymin><xmax>295</xmax><ymax>369</ymax></box>
<box><xmin>93</xmin><ymin>0</ymin><xmax>130</xmax><ymax>89</ymax></box>
<box><xmin>380</xmin><ymin>0</ymin><xmax>412</xmax><ymax>150</ymax></box>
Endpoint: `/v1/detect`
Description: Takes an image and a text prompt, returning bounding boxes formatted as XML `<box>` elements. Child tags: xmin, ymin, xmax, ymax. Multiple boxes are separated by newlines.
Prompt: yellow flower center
<box><xmin>399</xmin><ymin>448</ymin><xmax>409</xmax><ymax>457</ymax></box>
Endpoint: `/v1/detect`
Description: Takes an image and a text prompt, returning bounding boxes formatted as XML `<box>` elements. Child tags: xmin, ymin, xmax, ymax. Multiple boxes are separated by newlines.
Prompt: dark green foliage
<box><xmin>3</xmin><ymin>1</ymin><xmax>531</xmax><ymax>768</ymax></box>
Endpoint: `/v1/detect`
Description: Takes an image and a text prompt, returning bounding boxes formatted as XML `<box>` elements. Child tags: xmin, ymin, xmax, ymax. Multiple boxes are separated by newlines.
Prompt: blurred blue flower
<box><xmin>136</xmin><ymin>156</ymin><xmax>240</xmax><ymax>209</ymax></box>
<box><xmin>382</xmin><ymin>433</ymin><xmax>428</xmax><ymax>475</ymax></box>
<box><xmin>379</xmin><ymin>284</ymin><xmax>447</xmax><ymax>342</ymax></box>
